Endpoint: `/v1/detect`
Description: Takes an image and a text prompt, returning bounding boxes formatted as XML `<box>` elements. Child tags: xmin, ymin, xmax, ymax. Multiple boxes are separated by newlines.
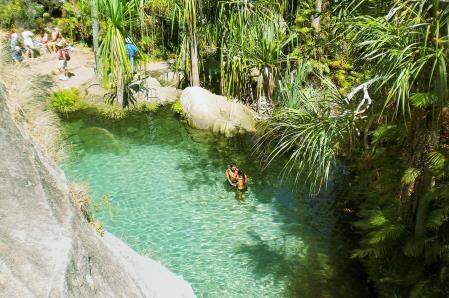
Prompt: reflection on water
<box><xmin>61</xmin><ymin>108</ymin><xmax>370</xmax><ymax>297</ymax></box>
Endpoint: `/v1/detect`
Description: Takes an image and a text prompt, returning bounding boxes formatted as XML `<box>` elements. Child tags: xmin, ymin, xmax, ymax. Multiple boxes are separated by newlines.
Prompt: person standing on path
<box><xmin>124</xmin><ymin>38</ymin><xmax>138</xmax><ymax>73</ymax></box>
<box><xmin>57</xmin><ymin>42</ymin><xmax>70</xmax><ymax>81</ymax></box>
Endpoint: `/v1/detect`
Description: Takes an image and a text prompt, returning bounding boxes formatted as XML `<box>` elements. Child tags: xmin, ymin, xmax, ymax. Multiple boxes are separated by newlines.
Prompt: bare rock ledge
<box><xmin>0</xmin><ymin>84</ymin><xmax>195</xmax><ymax>298</ymax></box>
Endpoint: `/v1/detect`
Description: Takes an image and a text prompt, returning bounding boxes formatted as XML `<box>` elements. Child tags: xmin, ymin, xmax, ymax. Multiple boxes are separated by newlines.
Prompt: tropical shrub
<box><xmin>98</xmin><ymin>0</ymin><xmax>139</xmax><ymax>107</ymax></box>
<box><xmin>171</xmin><ymin>98</ymin><xmax>184</xmax><ymax>115</ymax></box>
<box><xmin>0</xmin><ymin>0</ymin><xmax>44</xmax><ymax>29</ymax></box>
<box><xmin>49</xmin><ymin>88</ymin><xmax>86</xmax><ymax>114</ymax></box>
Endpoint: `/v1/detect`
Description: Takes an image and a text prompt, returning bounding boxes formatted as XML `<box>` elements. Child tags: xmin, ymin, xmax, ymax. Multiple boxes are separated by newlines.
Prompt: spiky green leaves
<box><xmin>256</xmin><ymin>73</ymin><xmax>355</xmax><ymax>192</ymax></box>
<box><xmin>98</xmin><ymin>0</ymin><xmax>138</xmax><ymax>106</ymax></box>
<box><xmin>350</xmin><ymin>0</ymin><xmax>449</xmax><ymax>116</ymax></box>
<box><xmin>410</xmin><ymin>93</ymin><xmax>439</xmax><ymax>109</ymax></box>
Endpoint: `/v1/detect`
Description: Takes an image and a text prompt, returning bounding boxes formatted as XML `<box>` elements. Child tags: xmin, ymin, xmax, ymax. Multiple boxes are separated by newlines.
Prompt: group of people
<box><xmin>225</xmin><ymin>164</ymin><xmax>248</xmax><ymax>192</ymax></box>
<box><xmin>8</xmin><ymin>27</ymin><xmax>71</xmax><ymax>80</ymax></box>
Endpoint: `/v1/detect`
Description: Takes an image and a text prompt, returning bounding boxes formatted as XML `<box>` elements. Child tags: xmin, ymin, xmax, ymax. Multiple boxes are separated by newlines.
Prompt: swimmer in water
<box><xmin>225</xmin><ymin>164</ymin><xmax>238</xmax><ymax>187</ymax></box>
<box><xmin>235</xmin><ymin>170</ymin><xmax>248</xmax><ymax>201</ymax></box>
<box><xmin>236</xmin><ymin>170</ymin><xmax>248</xmax><ymax>191</ymax></box>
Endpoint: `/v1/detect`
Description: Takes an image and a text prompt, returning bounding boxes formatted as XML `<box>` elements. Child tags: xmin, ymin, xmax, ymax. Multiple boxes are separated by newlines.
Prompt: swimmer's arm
<box><xmin>225</xmin><ymin>171</ymin><xmax>236</xmax><ymax>186</ymax></box>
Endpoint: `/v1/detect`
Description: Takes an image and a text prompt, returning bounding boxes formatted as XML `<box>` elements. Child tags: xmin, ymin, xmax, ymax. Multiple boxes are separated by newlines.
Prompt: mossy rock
<box><xmin>64</xmin><ymin>120</ymin><xmax>85</xmax><ymax>138</ymax></box>
<box><xmin>188</xmin><ymin>127</ymin><xmax>215</xmax><ymax>144</ymax></box>
<box><xmin>78</xmin><ymin>127</ymin><xmax>129</xmax><ymax>155</ymax></box>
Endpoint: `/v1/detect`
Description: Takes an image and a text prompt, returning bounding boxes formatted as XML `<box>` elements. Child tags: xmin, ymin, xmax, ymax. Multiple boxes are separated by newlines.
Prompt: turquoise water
<box><xmin>62</xmin><ymin>109</ymin><xmax>369</xmax><ymax>297</ymax></box>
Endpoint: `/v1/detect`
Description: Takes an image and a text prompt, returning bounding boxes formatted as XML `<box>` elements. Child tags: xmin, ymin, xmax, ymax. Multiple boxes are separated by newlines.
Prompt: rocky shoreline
<box><xmin>0</xmin><ymin>83</ymin><xmax>195</xmax><ymax>297</ymax></box>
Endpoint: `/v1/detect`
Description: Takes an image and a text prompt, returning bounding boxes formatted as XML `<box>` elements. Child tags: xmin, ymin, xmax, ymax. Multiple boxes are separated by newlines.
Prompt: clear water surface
<box><xmin>61</xmin><ymin>108</ymin><xmax>369</xmax><ymax>298</ymax></box>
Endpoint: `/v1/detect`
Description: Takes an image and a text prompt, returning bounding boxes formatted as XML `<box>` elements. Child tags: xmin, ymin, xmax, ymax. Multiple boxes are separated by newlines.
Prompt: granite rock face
<box><xmin>180</xmin><ymin>87</ymin><xmax>255</xmax><ymax>137</ymax></box>
<box><xmin>0</xmin><ymin>84</ymin><xmax>195</xmax><ymax>298</ymax></box>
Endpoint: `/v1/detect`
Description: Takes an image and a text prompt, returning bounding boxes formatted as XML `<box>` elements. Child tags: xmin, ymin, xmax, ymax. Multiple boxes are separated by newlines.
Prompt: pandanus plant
<box><xmin>98</xmin><ymin>0</ymin><xmax>138</xmax><ymax>107</ymax></box>
<box><xmin>218</xmin><ymin>0</ymin><xmax>294</xmax><ymax>104</ymax></box>
<box><xmin>170</xmin><ymin>0</ymin><xmax>201</xmax><ymax>86</ymax></box>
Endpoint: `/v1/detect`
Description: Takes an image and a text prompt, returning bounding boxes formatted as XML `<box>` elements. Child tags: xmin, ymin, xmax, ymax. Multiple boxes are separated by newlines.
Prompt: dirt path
<box><xmin>26</xmin><ymin>48</ymin><xmax>96</xmax><ymax>90</ymax></box>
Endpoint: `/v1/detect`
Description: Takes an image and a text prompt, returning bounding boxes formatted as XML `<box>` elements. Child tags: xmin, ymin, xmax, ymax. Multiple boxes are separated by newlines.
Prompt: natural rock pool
<box><xmin>61</xmin><ymin>108</ymin><xmax>369</xmax><ymax>297</ymax></box>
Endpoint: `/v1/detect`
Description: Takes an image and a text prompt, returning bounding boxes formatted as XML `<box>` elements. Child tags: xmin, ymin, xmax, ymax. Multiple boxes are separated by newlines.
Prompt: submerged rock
<box><xmin>78</xmin><ymin>127</ymin><xmax>129</xmax><ymax>155</ymax></box>
<box><xmin>0</xmin><ymin>84</ymin><xmax>195</xmax><ymax>297</ymax></box>
<box><xmin>180</xmin><ymin>87</ymin><xmax>255</xmax><ymax>137</ymax></box>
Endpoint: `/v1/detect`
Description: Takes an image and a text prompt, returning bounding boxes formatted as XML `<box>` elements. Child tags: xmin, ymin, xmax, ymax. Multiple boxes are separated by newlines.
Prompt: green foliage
<box><xmin>410</xmin><ymin>93</ymin><xmax>439</xmax><ymax>109</ymax></box>
<box><xmin>401</xmin><ymin>168</ymin><xmax>421</xmax><ymax>185</ymax></box>
<box><xmin>98</xmin><ymin>0</ymin><xmax>139</xmax><ymax>107</ymax></box>
<box><xmin>171</xmin><ymin>98</ymin><xmax>184</xmax><ymax>115</ymax></box>
<box><xmin>372</xmin><ymin>124</ymin><xmax>401</xmax><ymax>143</ymax></box>
<box><xmin>97</xmin><ymin>104</ymin><xmax>128</xmax><ymax>121</ymax></box>
<box><xmin>257</xmin><ymin>73</ymin><xmax>356</xmax><ymax>191</ymax></box>
<box><xmin>134</xmin><ymin>102</ymin><xmax>159</xmax><ymax>113</ymax></box>
<box><xmin>0</xmin><ymin>0</ymin><xmax>44</xmax><ymax>28</ymax></box>
<box><xmin>218</xmin><ymin>2</ymin><xmax>292</xmax><ymax>102</ymax></box>
<box><xmin>50</xmin><ymin>88</ymin><xmax>86</xmax><ymax>114</ymax></box>
<box><xmin>57</xmin><ymin>0</ymin><xmax>92</xmax><ymax>42</ymax></box>
<box><xmin>350</xmin><ymin>0</ymin><xmax>449</xmax><ymax>115</ymax></box>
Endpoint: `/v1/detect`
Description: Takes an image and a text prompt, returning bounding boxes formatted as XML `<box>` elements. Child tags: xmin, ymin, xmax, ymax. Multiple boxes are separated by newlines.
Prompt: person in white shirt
<box><xmin>22</xmin><ymin>30</ymin><xmax>35</xmax><ymax>59</ymax></box>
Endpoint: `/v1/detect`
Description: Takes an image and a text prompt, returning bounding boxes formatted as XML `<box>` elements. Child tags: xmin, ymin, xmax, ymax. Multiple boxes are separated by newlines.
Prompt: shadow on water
<box><xmin>61</xmin><ymin>107</ymin><xmax>373</xmax><ymax>297</ymax></box>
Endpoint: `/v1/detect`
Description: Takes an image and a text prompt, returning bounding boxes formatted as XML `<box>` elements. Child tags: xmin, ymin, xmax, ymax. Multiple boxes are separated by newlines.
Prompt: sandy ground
<box><xmin>22</xmin><ymin>47</ymin><xmax>97</xmax><ymax>90</ymax></box>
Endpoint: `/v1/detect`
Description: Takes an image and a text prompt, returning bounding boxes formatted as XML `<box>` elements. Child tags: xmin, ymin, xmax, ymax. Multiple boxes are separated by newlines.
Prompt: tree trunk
<box><xmin>185</xmin><ymin>0</ymin><xmax>200</xmax><ymax>86</ymax></box>
<box><xmin>190</xmin><ymin>30</ymin><xmax>200</xmax><ymax>86</ymax></box>
<box><xmin>140</xmin><ymin>0</ymin><xmax>145</xmax><ymax>39</ymax></box>
<box><xmin>117</xmin><ymin>77</ymin><xmax>125</xmax><ymax>108</ymax></box>
<box><xmin>413</xmin><ymin>114</ymin><xmax>440</xmax><ymax>238</ymax></box>
<box><xmin>261</xmin><ymin>66</ymin><xmax>272</xmax><ymax>104</ymax></box>
<box><xmin>401</xmin><ymin>110</ymin><xmax>440</xmax><ymax>238</ymax></box>
<box><xmin>92</xmin><ymin>0</ymin><xmax>100</xmax><ymax>77</ymax></box>
<box><xmin>311</xmin><ymin>0</ymin><xmax>322</xmax><ymax>32</ymax></box>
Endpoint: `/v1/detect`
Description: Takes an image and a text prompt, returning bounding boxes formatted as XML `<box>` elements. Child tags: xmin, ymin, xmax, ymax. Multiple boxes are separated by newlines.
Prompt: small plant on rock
<box><xmin>171</xmin><ymin>98</ymin><xmax>184</xmax><ymax>116</ymax></box>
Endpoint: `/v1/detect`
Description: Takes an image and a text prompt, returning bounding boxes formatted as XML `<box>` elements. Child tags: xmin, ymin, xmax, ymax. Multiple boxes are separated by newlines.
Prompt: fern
<box><xmin>372</xmin><ymin>124</ymin><xmax>401</xmax><ymax>143</ymax></box>
<box><xmin>428</xmin><ymin>151</ymin><xmax>447</xmax><ymax>172</ymax></box>
<box><xmin>401</xmin><ymin>168</ymin><xmax>421</xmax><ymax>185</ymax></box>
<box><xmin>369</xmin><ymin>212</ymin><xmax>388</xmax><ymax>226</ymax></box>
<box><xmin>367</xmin><ymin>224</ymin><xmax>404</xmax><ymax>245</ymax></box>
<box><xmin>403</xmin><ymin>237</ymin><xmax>424</xmax><ymax>257</ymax></box>
<box><xmin>410</xmin><ymin>92</ymin><xmax>438</xmax><ymax>109</ymax></box>
<box><xmin>426</xmin><ymin>206</ymin><xmax>449</xmax><ymax>230</ymax></box>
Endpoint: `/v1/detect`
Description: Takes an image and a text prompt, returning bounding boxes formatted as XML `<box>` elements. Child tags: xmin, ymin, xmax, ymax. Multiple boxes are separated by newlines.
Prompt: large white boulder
<box><xmin>180</xmin><ymin>87</ymin><xmax>255</xmax><ymax>137</ymax></box>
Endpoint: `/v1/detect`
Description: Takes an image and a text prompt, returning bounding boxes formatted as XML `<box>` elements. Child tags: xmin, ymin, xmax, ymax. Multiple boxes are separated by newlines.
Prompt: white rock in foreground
<box><xmin>180</xmin><ymin>87</ymin><xmax>255</xmax><ymax>137</ymax></box>
<box><xmin>0</xmin><ymin>84</ymin><xmax>195</xmax><ymax>298</ymax></box>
